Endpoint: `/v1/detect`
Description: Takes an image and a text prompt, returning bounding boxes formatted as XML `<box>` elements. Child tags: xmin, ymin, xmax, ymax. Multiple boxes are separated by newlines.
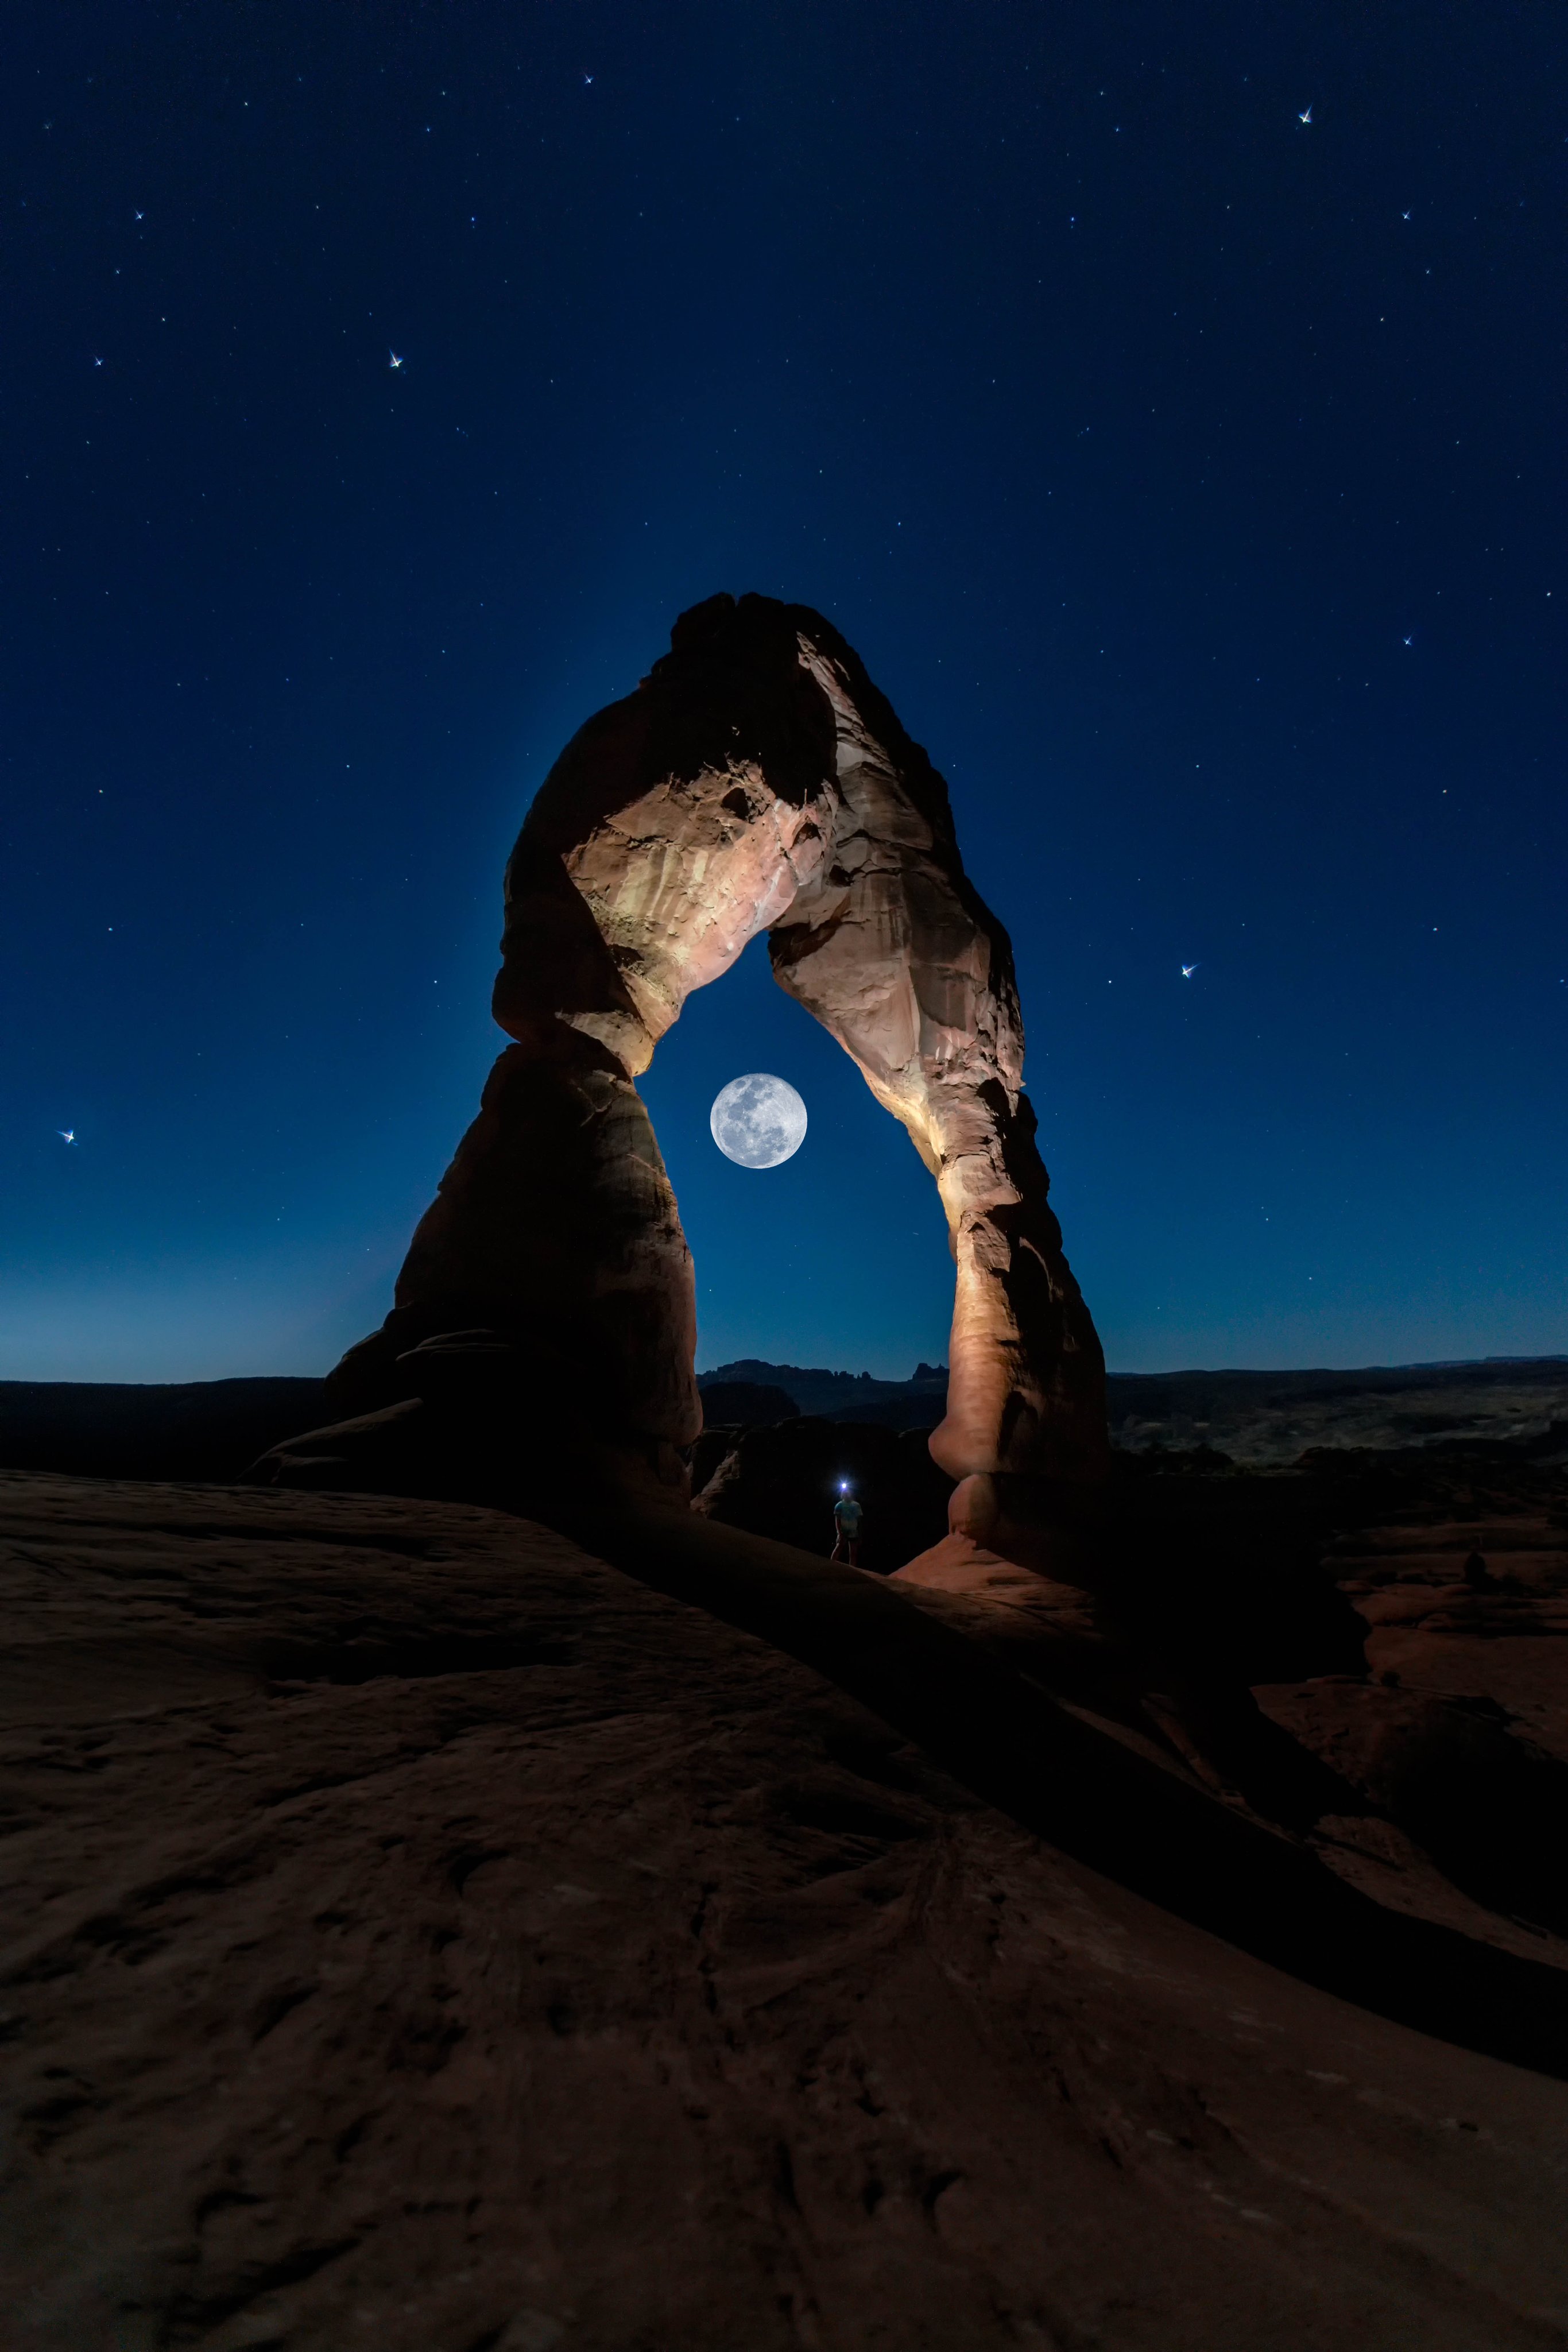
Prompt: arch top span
<box><xmin>338</xmin><ymin>593</ymin><xmax>1107</xmax><ymax>1528</ymax></box>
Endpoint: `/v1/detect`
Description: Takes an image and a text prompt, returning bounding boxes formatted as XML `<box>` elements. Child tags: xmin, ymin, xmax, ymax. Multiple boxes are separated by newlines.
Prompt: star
<box><xmin>1401</xmin><ymin>209</ymin><xmax>1411</xmax><ymax>220</ymax></box>
<box><xmin>1181</xmin><ymin>964</ymin><xmax>1199</xmax><ymax>978</ymax></box>
<box><xmin>93</xmin><ymin>355</ymin><xmax>104</xmax><ymax>367</ymax></box>
<box><xmin>58</xmin><ymin>1129</ymin><xmax>77</xmax><ymax>1145</ymax></box>
<box><xmin>1403</xmin><ymin>634</ymin><xmax>1415</xmax><ymax>647</ymax></box>
<box><xmin>1298</xmin><ymin>104</ymin><xmax>1313</xmax><ymax>125</ymax></box>
<box><xmin>134</xmin><ymin>210</ymin><xmax>144</xmax><ymax>221</ymax></box>
<box><xmin>583</xmin><ymin>73</ymin><xmax>594</xmax><ymax>85</ymax></box>
<box><xmin>388</xmin><ymin>350</ymin><xmax>404</xmax><ymax>369</ymax></box>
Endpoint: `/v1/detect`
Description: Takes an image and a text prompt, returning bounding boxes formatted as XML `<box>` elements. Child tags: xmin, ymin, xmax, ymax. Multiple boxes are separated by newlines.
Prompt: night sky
<box><xmin>5</xmin><ymin>3</ymin><xmax>1565</xmax><ymax>1384</ymax></box>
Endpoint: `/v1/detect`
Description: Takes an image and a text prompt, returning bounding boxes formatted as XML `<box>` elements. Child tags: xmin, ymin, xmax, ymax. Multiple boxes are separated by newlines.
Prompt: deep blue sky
<box><xmin>3</xmin><ymin>2</ymin><xmax>1564</xmax><ymax>1382</ymax></box>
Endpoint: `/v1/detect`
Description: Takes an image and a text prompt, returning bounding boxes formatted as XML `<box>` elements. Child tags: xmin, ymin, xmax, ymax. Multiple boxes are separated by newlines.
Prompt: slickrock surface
<box><xmin>4</xmin><ymin>1471</ymin><xmax>1568</xmax><ymax>2351</ymax></box>
<box><xmin>329</xmin><ymin>592</ymin><xmax>1106</xmax><ymax>1503</ymax></box>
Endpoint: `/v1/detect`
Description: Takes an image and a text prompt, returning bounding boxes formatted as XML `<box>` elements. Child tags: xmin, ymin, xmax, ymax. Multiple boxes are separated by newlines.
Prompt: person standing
<box><xmin>831</xmin><ymin>1481</ymin><xmax>864</xmax><ymax>1566</ymax></box>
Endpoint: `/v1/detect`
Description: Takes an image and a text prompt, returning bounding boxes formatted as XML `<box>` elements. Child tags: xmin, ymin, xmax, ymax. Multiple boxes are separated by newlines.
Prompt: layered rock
<box><xmin>331</xmin><ymin>593</ymin><xmax>1106</xmax><ymax>1514</ymax></box>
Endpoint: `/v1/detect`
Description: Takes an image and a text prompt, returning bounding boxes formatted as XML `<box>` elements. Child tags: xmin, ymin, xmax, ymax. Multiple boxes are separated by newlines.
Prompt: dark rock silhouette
<box><xmin>0</xmin><ymin>1376</ymin><xmax>324</xmax><ymax>1483</ymax></box>
<box><xmin>696</xmin><ymin>1378</ymin><xmax>798</xmax><ymax>1428</ymax></box>
<box><xmin>698</xmin><ymin>1358</ymin><xmax>950</xmax><ymax>1419</ymax></box>
<box><xmin>320</xmin><ymin>593</ymin><xmax>1106</xmax><ymax>1522</ymax></box>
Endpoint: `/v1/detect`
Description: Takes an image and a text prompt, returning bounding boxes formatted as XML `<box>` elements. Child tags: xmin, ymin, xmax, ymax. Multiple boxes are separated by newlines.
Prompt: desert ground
<box><xmin>2</xmin><ymin>1370</ymin><xmax>1566</xmax><ymax>2347</ymax></box>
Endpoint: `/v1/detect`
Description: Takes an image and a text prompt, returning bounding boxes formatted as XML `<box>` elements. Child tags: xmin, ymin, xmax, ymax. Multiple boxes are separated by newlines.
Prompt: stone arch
<box><xmin>331</xmin><ymin>594</ymin><xmax>1106</xmax><ymax>1506</ymax></box>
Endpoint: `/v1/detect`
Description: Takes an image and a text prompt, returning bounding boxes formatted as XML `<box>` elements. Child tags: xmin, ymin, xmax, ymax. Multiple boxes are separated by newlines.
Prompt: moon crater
<box><xmin>710</xmin><ymin>1073</ymin><xmax>808</xmax><ymax>1169</ymax></box>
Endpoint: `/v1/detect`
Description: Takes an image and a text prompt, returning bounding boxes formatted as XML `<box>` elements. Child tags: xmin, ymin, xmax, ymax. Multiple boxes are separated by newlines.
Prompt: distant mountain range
<box><xmin>0</xmin><ymin>1352</ymin><xmax>1562</xmax><ymax>1485</ymax></box>
<box><xmin>700</xmin><ymin>1355</ymin><xmax>1568</xmax><ymax>1460</ymax></box>
<box><xmin>698</xmin><ymin>1359</ymin><xmax>948</xmax><ymax>1425</ymax></box>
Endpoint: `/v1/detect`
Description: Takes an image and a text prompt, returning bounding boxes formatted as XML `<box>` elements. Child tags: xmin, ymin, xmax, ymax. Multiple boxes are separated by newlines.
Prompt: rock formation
<box><xmin>328</xmin><ymin>593</ymin><xmax>1106</xmax><ymax>1519</ymax></box>
<box><xmin>6</xmin><ymin>1468</ymin><xmax>1568</xmax><ymax>2348</ymax></box>
<box><xmin>693</xmin><ymin>1378</ymin><xmax>800</xmax><ymax>1430</ymax></box>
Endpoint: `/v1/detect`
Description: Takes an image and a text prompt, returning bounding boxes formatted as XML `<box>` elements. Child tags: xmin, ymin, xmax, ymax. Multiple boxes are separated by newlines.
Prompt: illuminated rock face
<box><xmin>338</xmin><ymin>594</ymin><xmax>1106</xmax><ymax>1502</ymax></box>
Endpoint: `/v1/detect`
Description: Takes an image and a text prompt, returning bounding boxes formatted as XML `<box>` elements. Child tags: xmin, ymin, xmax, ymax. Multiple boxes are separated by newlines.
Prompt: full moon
<box><xmin>709</xmin><ymin>1073</ymin><xmax>808</xmax><ymax>1169</ymax></box>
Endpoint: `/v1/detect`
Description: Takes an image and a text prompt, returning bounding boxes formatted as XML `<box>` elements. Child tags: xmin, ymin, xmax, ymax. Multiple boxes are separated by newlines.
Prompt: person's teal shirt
<box><xmin>834</xmin><ymin>1496</ymin><xmax>863</xmax><ymax>1536</ymax></box>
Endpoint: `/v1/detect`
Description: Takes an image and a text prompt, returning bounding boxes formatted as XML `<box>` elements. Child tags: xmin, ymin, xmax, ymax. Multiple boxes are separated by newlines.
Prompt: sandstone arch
<box><xmin>332</xmin><ymin>594</ymin><xmax>1107</xmax><ymax>1513</ymax></box>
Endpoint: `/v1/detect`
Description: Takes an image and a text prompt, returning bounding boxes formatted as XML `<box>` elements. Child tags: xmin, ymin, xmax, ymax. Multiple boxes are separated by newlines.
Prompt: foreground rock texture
<box><xmin>891</xmin><ymin>1446</ymin><xmax>1568</xmax><ymax>1968</ymax></box>
<box><xmin>5</xmin><ymin>1471</ymin><xmax>1568</xmax><ymax>2351</ymax></box>
<box><xmin>331</xmin><ymin>593</ymin><xmax>1105</xmax><ymax>1504</ymax></box>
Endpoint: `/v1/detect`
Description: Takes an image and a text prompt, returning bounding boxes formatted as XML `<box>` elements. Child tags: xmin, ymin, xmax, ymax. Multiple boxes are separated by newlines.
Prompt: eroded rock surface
<box><xmin>888</xmin><ymin>1446</ymin><xmax>1568</xmax><ymax>1974</ymax></box>
<box><xmin>1256</xmin><ymin>1448</ymin><xmax>1568</xmax><ymax>1950</ymax></box>
<box><xmin>4</xmin><ymin>1470</ymin><xmax>1568</xmax><ymax>2351</ymax></box>
<box><xmin>327</xmin><ymin>593</ymin><xmax>1105</xmax><ymax>1508</ymax></box>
